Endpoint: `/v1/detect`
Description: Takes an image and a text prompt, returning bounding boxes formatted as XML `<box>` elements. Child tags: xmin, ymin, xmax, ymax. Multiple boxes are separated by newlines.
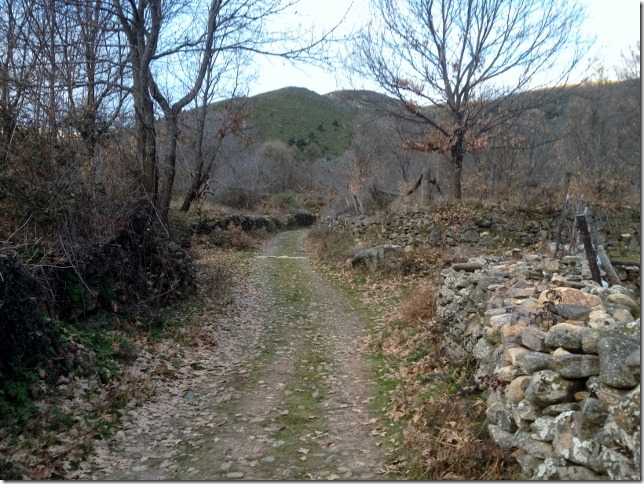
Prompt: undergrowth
<box><xmin>0</xmin><ymin>217</ymin><xmax>256</xmax><ymax>480</ymax></box>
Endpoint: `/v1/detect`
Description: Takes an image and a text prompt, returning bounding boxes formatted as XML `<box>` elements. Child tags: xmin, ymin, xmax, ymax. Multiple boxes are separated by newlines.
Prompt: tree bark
<box><xmin>576</xmin><ymin>214</ymin><xmax>602</xmax><ymax>285</ymax></box>
<box><xmin>451</xmin><ymin>135</ymin><xmax>464</xmax><ymax>200</ymax></box>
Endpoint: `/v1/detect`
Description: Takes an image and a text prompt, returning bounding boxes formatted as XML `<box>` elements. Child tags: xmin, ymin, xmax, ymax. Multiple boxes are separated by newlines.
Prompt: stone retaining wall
<box><xmin>320</xmin><ymin>208</ymin><xmax>641</xmax><ymax>287</ymax></box>
<box><xmin>436</xmin><ymin>250</ymin><xmax>640</xmax><ymax>480</ymax></box>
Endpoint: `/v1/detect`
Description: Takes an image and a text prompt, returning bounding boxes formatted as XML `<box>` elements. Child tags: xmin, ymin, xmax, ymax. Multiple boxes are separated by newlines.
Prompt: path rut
<box><xmin>89</xmin><ymin>229</ymin><xmax>388</xmax><ymax>480</ymax></box>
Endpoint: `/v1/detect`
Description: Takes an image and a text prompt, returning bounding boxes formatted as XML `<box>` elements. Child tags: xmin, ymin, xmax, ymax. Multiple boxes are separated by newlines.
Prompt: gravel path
<box><xmin>88</xmin><ymin>229</ymin><xmax>388</xmax><ymax>480</ymax></box>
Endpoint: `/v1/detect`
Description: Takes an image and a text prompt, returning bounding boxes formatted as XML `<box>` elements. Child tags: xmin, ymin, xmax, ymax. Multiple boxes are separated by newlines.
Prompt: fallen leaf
<box><xmin>297</xmin><ymin>447</ymin><xmax>309</xmax><ymax>455</ymax></box>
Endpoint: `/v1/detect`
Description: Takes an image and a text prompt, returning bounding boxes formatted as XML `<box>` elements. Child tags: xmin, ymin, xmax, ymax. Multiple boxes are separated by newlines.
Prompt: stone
<box><xmin>501</xmin><ymin>321</ymin><xmax>527</xmax><ymax>345</ymax></box>
<box><xmin>484</xmin><ymin>307</ymin><xmax>509</xmax><ymax>324</ymax></box>
<box><xmin>489</xmin><ymin>313</ymin><xmax>512</xmax><ymax>327</ymax></box>
<box><xmin>603</xmin><ymin>385</ymin><xmax>640</xmax><ymax>457</ymax></box>
<box><xmin>537</xmin><ymin>287</ymin><xmax>601</xmax><ymax>307</ymax></box>
<box><xmin>488</xmin><ymin>424</ymin><xmax>516</xmax><ymax>448</ymax></box>
<box><xmin>472</xmin><ymin>337</ymin><xmax>496</xmax><ymax>361</ymax></box>
<box><xmin>513</xmin><ymin>429</ymin><xmax>556</xmax><ymax>459</ymax></box>
<box><xmin>525</xmin><ymin>370</ymin><xmax>581</xmax><ymax>407</ymax></box>
<box><xmin>606</xmin><ymin>293</ymin><xmax>639</xmax><ymax>316</ymax></box>
<box><xmin>600</xmin><ymin>447</ymin><xmax>639</xmax><ymax>480</ymax></box>
<box><xmin>515</xmin><ymin>399</ymin><xmax>542</xmax><ymax>423</ymax></box>
<box><xmin>506</xmin><ymin>375</ymin><xmax>532</xmax><ymax>404</ymax></box>
<box><xmin>225</xmin><ymin>472</ymin><xmax>244</xmax><ymax>479</ymax></box>
<box><xmin>555</xmin><ymin>466</ymin><xmax>602</xmax><ymax>480</ymax></box>
<box><xmin>542</xmin><ymin>402</ymin><xmax>580</xmax><ymax>416</ymax></box>
<box><xmin>505</xmin><ymin>346</ymin><xmax>530</xmax><ymax>365</ymax></box>
<box><xmin>552</xmin><ymin>411</ymin><xmax>602</xmax><ymax>469</ymax></box>
<box><xmin>597</xmin><ymin>337</ymin><xmax>640</xmax><ymax>388</ymax></box>
<box><xmin>552</xmin><ymin>354</ymin><xmax>600</xmax><ymax>378</ymax></box>
<box><xmin>452</xmin><ymin>262</ymin><xmax>482</xmax><ymax>272</ymax></box>
<box><xmin>612</xmin><ymin>308</ymin><xmax>634</xmax><ymax>323</ymax></box>
<box><xmin>483</xmin><ymin>325</ymin><xmax>502</xmax><ymax>345</ymax></box>
<box><xmin>261</xmin><ymin>455</ymin><xmax>276</xmax><ymax>463</ymax></box>
<box><xmin>581</xmin><ymin>397</ymin><xmax>608</xmax><ymax>423</ymax></box>
<box><xmin>544</xmin><ymin>323</ymin><xmax>585</xmax><ymax>350</ymax></box>
<box><xmin>515</xmin><ymin>351</ymin><xmax>553</xmax><ymax>375</ymax></box>
<box><xmin>530</xmin><ymin>415</ymin><xmax>557</xmax><ymax>442</ymax></box>
<box><xmin>512</xmin><ymin>449</ymin><xmax>544</xmax><ymax>479</ymax></box>
<box><xmin>498</xmin><ymin>409</ymin><xmax>518</xmax><ymax>433</ymax></box>
<box><xmin>485</xmin><ymin>401</ymin><xmax>505</xmax><ymax>425</ymax></box>
<box><xmin>512</xmin><ymin>287</ymin><xmax>536</xmax><ymax>299</ymax></box>
<box><xmin>551</xmin><ymin>347</ymin><xmax>571</xmax><ymax>357</ymax></box>
<box><xmin>586</xmin><ymin>376</ymin><xmax>631</xmax><ymax>406</ymax></box>
<box><xmin>460</xmin><ymin>229</ymin><xmax>479</xmax><ymax>243</ymax></box>
<box><xmin>588</xmin><ymin>310</ymin><xmax>615</xmax><ymax>329</ymax></box>
<box><xmin>625</xmin><ymin>350</ymin><xmax>640</xmax><ymax>374</ymax></box>
<box><xmin>552</xmin><ymin>304</ymin><xmax>592</xmax><ymax>321</ymax></box>
<box><xmin>581</xmin><ymin>328</ymin><xmax>601</xmax><ymax>354</ymax></box>
<box><xmin>220</xmin><ymin>463</ymin><xmax>232</xmax><ymax>471</ymax></box>
<box><xmin>517</xmin><ymin>327</ymin><xmax>548</xmax><ymax>352</ymax></box>
<box><xmin>495</xmin><ymin>365</ymin><xmax>523</xmax><ymax>382</ymax></box>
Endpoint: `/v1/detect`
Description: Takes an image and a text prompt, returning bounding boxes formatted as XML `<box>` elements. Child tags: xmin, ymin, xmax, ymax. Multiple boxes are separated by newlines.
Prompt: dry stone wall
<box><xmin>320</xmin><ymin>207</ymin><xmax>641</xmax><ymax>286</ymax></box>
<box><xmin>321</xmin><ymin>207</ymin><xmax>640</xmax><ymax>479</ymax></box>
<box><xmin>436</xmin><ymin>250</ymin><xmax>640</xmax><ymax>480</ymax></box>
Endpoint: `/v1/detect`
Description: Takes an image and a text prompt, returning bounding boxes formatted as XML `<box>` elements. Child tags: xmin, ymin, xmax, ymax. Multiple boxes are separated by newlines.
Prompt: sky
<box><xmin>247</xmin><ymin>0</ymin><xmax>641</xmax><ymax>97</ymax></box>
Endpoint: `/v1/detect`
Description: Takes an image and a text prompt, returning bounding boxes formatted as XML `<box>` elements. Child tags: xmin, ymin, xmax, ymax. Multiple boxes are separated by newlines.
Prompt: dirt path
<box><xmin>87</xmin><ymin>229</ymin><xmax>389</xmax><ymax>480</ymax></box>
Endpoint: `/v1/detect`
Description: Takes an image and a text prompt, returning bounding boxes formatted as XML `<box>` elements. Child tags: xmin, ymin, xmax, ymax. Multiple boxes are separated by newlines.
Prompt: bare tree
<box><xmin>352</xmin><ymin>0</ymin><xmax>590</xmax><ymax>199</ymax></box>
<box><xmin>111</xmin><ymin>0</ymin><xmax>341</xmax><ymax>224</ymax></box>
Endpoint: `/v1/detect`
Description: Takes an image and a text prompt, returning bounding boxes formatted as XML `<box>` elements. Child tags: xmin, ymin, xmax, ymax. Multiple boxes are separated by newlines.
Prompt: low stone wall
<box><xmin>192</xmin><ymin>209</ymin><xmax>317</xmax><ymax>235</ymax></box>
<box><xmin>320</xmin><ymin>207</ymin><xmax>641</xmax><ymax>287</ymax></box>
<box><xmin>436</xmin><ymin>250</ymin><xmax>640</xmax><ymax>480</ymax></box>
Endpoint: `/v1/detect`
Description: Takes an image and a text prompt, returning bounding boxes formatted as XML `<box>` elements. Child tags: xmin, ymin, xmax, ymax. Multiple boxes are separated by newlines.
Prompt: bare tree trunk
<box><xmin>420</xmin><ymin>168</ymin><xmax>432</xmax><ymax>205</ymax></box>
<box><xmin>451</xmin><ymin>136</ymin><xmax>464</xmax><ymax>200</ymax></box>
<box><xmin>158</xmin><ymin>114</ymin><xmax>179</xmax><ymax>222</ymax></box>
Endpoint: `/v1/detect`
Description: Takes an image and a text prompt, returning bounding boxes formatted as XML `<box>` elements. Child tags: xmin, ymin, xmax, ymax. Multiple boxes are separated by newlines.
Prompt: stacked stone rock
<box><xmin>436</xmin><ymin>252</ymin><xmax>640</xmax><ymax>480</ymax></box>
<box><xmin>319</xmin><ymin>210</ymin><xmax>641</xmax><ymax>285</ymax></box>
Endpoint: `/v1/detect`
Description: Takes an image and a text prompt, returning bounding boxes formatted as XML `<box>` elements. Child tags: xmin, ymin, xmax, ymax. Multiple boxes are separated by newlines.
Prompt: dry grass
<box><xmin>380</xmin><ymin>314</ymin><xmax>520</xmax><ymax>480</ymax></box>
<box><xmin>400</xmin><ymin>284</ymin><xmax>438</xmax><ymax>323</ymax></box>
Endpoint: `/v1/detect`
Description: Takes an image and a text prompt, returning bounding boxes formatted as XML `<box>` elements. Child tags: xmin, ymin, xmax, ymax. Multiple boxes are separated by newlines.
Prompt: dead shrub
<box><xmin>401</xmin><ymin>285</ymin><xmax>437</xmax><ymax>323</ymax></box>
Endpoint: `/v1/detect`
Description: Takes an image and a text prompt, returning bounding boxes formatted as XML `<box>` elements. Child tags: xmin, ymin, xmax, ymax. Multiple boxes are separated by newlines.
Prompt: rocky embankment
<box><xmin>437</xmin><ymin>250</ymin><xmax>640</xmax><ymax>480</ymax></box>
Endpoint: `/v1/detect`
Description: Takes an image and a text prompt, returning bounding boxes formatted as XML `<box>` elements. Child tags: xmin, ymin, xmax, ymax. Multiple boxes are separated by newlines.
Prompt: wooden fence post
<box><xmin>576</xmin><ymin>214</ymin><xmax>602</xmax><ymax>285</ymax></box>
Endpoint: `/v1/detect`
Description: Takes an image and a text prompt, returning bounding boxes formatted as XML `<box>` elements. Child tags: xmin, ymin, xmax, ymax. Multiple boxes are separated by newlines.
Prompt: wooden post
<box><xmin>560</xmin><ymin>172</ymin><xmax>573</xmax><ymax>205</ymax></box>
<box><xmin>421</xmin><ymin>169</ymin><xmax>432</xmax><ymax>205</ymax></box>
<box><xmin>596</xmin><ymin>244</ymin><xmax>622</xmax><ymax>285</ymax></box>
<box><xmin>576</xmin><ymin>214</ymin><xmax>602</xmax><ymax>285</ymax></box>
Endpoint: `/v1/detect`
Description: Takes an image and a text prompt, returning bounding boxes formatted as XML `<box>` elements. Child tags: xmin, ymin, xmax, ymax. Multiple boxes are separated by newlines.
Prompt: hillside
<box><xmin>245</xmin><ymin>87</ymin><xmax>355</xmax><ymax>161</ymax></box>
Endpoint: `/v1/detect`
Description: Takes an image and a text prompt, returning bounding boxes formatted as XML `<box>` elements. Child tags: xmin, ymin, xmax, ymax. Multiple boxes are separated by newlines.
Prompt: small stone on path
<box><xmin>226</xmin><ymin>471</ymin><xmax>244</xmax><ymax>479</ymax></box>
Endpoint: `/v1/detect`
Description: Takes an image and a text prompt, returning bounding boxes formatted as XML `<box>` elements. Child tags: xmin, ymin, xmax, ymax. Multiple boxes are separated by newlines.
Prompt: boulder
<box><xmin>552</xmin><ymin>304</ymin><xmax>593</xmax><ymax>321</ymax></box>
<box><xmin>516</xmin><ymin>351</ymin><xmax>553</xmax><ymax>375</ymax></box>
<box><xmin>525</xmin><ymin>370</ymin><xmax>581</xmax><ymax>407</ymax></box>
<box><xmin>606</xmin><ymin>293</ymin><xmax>639</xmax><ymax>317</ymax></box>
<box><xmin>513</xmin><ymin>429</ymin><xmax>557</xmax><ymax>459</ymax></box>
<box><xmin>551</xmin><ymin>354</ymin><xmax>600</xmax><ymax>379</ymax></box>
<box><xmin>488</xmin><ymin>424</ymin><xmax>516</xmax><ymax>448</ymax></box>
<box><xmin>507</xmin><ymin>375</ymin><xmax>532</xmax><ymax>404</ymax></box>
<box><xmin>537</xmin><ymin>287</ymin><xmax>601</xmax><ymax>307</ymax></box>
<box><xmin>517</xmin><ymin>327</ymin><xmax>548</xmax><ymax>352</ymax></box>
<box><xmin>597</xmin><ymin>337</ymin><xmax>640</xmax><ymax>389</ymax></box>
<box><xmin>351</xmin><ymin>244</ymin><xmax>402</xmax><ymax>268</ymax></box>
<box><xmin>544</xmin><ymin>323</ymin><xmax>585</xmax><ymax>350</ymax></box>
<box><xmin>530</xmin><ymin>415</ymin><xmax>557</xmax><ymax>442</ymax></box>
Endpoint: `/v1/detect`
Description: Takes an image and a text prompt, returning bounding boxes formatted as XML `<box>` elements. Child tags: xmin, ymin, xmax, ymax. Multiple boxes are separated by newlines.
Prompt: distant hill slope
<box><xmin>208</xmin><ymin>79</ymin><xmax>639</xmax><ymax>163</ymax></box>
<box><xmin>245</xmin><ymin>87</ymin><xmax>355</xmax><ymax>161</ymax></box>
